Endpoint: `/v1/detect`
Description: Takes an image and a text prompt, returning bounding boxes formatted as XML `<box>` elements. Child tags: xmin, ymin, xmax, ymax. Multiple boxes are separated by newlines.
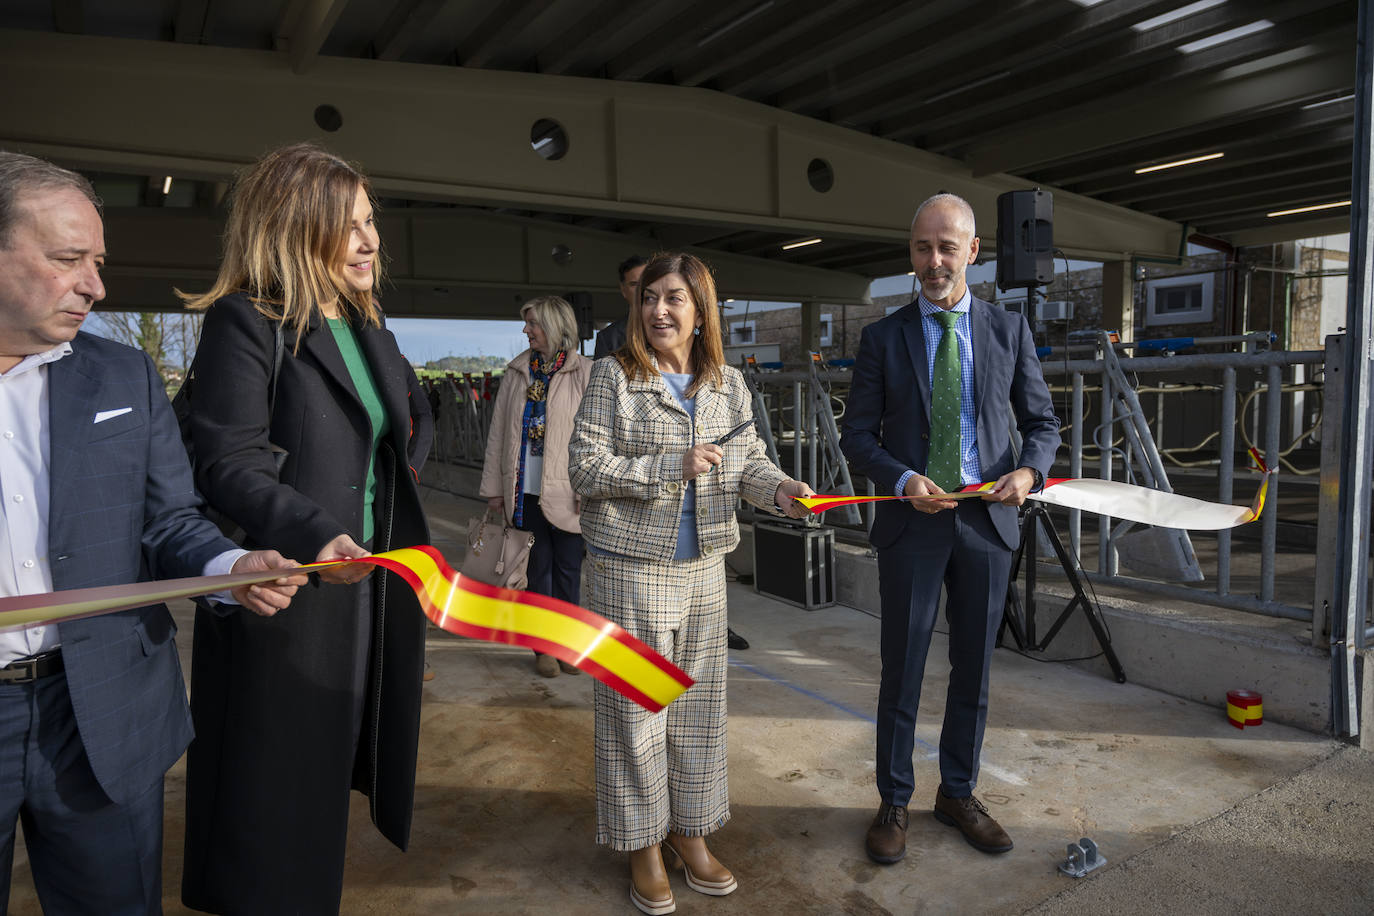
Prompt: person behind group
<box><xmin>178</xmin><ymin>142</ymin><xmax>435</xmax><ymax>915</ymax></box>
<box><xmin>0</xmin><ymin>151</ymin><xmax>306</xmax><ymax>914</ymax></box>
<box><xmin>592</xmin><ymin>254</ymin><xmax>646</xmax><ymax>360</ymax></box>
<box><xmin>479</xmin><ymin>295</ymin><xmax>592</xmax><ymax>677</ymax></box>
<box><xmin>839</xmin><ymin>193</ymin><xmax>1060</xmax><ymax>866</ymax></box>
<box><xmin>570</xmin><ymin>251</ymin><xmax>815</xmax><ymax>915</ymax></box>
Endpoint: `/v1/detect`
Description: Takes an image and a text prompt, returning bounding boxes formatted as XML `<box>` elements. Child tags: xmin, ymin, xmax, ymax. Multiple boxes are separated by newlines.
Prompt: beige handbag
<box><xmin>462</xmin><ymin>509</ymin><xmax>535</xmax><ymax>590</ymax></box>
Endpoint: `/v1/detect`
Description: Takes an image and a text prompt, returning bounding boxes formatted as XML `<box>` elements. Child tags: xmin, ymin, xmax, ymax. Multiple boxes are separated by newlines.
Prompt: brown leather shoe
<box><xmin>663</xmin><ymin>832</ymin><xmax>737</xmax><ymax>896</ymax></box>
<box><xmin>865</xmin><ymin>801</ymin><xmax>908</xmax><ymax>864</ymax></box>
<box><xmin>534</xmin><ymin>652</ymin><xmax>559</xmax><ymax>678</ymax></box>
<box><xmin>628</xmin><ymin>845</ymin><xmax>675</xmax><ymax>915</ymax></box>
<box><xmin>933</xmin><ymin>788</ymin><xmax>1013</xmax><ymax>853</ymax></box>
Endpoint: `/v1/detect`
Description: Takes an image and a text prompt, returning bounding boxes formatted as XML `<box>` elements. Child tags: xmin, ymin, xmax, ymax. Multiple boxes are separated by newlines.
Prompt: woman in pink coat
<box><xmin>479</xmin><ymin>295</ymin><xmax>592</xmax><ymax>677</ymax></box>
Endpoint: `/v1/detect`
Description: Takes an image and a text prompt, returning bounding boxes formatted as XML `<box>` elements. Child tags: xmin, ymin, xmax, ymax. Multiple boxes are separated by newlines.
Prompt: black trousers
<box><xmin>874</xmin><ymin>500</ymin><xmax>1011</xmax><ymax>807</ymax></box>
<box><xmin>519</xmin><ymin>494</ymin><xmax>584</xmax><ymax>606</ymax></box>
<box><xmin>0</xmin><ymin>672</ymin><xmax>163</xmax><ymax>915</ymax></box>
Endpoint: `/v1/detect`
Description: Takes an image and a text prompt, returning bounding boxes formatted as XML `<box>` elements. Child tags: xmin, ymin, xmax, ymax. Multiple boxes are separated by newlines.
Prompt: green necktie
<box><xmin>927</xmin><ymin>309</ymin><xmax>962</xmax><ymax>492</ymax></box>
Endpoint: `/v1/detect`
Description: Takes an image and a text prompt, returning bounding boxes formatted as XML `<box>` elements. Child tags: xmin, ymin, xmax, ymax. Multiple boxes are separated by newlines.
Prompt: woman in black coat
<box><xmin>178</xmin><ymin>143</ymin><xmax>434</xmax><ymax>915</ymax></box>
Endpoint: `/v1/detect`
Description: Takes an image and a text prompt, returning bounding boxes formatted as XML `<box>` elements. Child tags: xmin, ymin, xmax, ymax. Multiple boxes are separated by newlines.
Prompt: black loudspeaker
<box><xmin>996</xmin><ymin>189</ymin><xmax>1053</xmax><ymax>290</ymax></box>
<box><xmin>566</xmin><ymin>291</ymin><xmax>595</xmax><ymax>340</ymax></box>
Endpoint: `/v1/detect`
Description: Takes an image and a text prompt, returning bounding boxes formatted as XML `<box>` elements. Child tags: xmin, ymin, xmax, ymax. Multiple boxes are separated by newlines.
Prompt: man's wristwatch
<box><xmin>1023</xmin><ymin>466</ymin><xmax>1044</xmax><ymax>491</ymax></box>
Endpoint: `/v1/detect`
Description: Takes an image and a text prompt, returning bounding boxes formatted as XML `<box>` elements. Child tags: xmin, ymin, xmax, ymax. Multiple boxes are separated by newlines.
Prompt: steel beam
<box><xmin>966</xmin><ymin>38</ymin><xmax>1354</xmax><ymax>177</ymax></box>
<box><xmin>0</xmin><ymin>30</ymin><xmax>1184</xmax><ymax>261</ymax></box>
<box><xmin>279</xmin><ymin>0</ymin><xmax>350</xmax><ymax>74</ymax></box>
<box><xmin>93</xmin><ymin>207</ymin><xmax>872</xmax><ymax>318</ymax></box>
<box><xmin>1223</xmin><ymin>215</ymin><xmax>1354</xmax><ymax>246</ymax></box>
<box><xmin>373</xmin><ymin>0</ymin><xmax>450</xmax><ymax>61</ymax></box>
<box><xmin>1331</xmin><ymin>0</ymin><xmax>1374</xmax><ymax>739</ymax></box>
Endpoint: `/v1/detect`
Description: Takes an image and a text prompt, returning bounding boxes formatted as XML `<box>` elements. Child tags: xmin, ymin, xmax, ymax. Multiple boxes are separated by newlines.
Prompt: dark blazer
<box><xmin>180</xmin><ymin>293</ymin><xmax>433</xmax><ymax>914</ymax></box>
<box><xmin>840</xmin><ymin>296</ymin><xmax>1060</xmax><ymax>550</ymax></box>
<box><xmin>49</xmin><ymin>332</ymin><xmax>234</xmax><ymax>805</ymax></box>
<box><xmin>593</xmin><ymin>315</ymin><xmax>628</xmax><ymax>359</ymax></box>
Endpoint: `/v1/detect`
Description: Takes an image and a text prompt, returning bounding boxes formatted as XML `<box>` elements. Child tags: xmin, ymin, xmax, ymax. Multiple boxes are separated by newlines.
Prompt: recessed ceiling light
<box><xmin>162</xmin><ymin>176</ymin><xmax>173</xmax><ymax>194</ymax></box>
<box><xmin>1176</xmin><ymin>20</ymin><xmax>1273</xmax><ymax>54</ymax></box>
<box><xmin>1301</xmin><ymin>93</ymin><xmax>1356</xmax><ymax>110</ymax></box>
<box><xmin>782</xmin><ymin>237</ymin><xmax>823</xmax><ymax>250</ymax></box>
<box><xmin>1266</xmin><ymin>200</ymin><xmax>1352</xmax><ymax>218</ymax></box>
<box><xmin>1132</xmin><ymin>0</ymin><xmax>1227</xmax><ymax>33</ymax></box>
<box><xmin>1134</xmin><ymin>152</ymin><xmax>1225</xmax><ymax>174</ymax></box>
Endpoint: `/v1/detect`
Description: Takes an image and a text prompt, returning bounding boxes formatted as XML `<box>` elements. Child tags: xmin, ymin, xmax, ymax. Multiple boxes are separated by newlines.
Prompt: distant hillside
<box><xmin>419</xmin><ymin>355</ymin><xmax>510</xmax><ymax>373</ymax></box>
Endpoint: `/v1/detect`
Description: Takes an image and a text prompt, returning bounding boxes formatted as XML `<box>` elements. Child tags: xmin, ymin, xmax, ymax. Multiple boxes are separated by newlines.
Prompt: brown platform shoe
<box><xmin>663</xmin><ymin>832</ymin><xmax>738</xmax><ymax>896</ymax></box>
<box><xmin>933</xmin><ymin>788</ymin><xmax>1013</xmax><ymax>854</ymax></box>
<box><xmin>628</xmin><ymin>845</ymin><xmax>675</xmax><ymax>915</ymax></box>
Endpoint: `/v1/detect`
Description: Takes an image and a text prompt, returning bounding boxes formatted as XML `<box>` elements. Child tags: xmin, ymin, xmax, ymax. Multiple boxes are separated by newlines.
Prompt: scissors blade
<box><xmin>713</xmin><ymin>419</ymin><xmax>753</xmax><ymax>445</ymax></box>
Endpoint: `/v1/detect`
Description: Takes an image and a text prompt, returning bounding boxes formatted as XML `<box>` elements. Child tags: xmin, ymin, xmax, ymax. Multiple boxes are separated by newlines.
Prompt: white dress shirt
<box><xmin>0</xmin><ymin>343</ymin><xmax>242</xmax><ymax>667</ymax></box>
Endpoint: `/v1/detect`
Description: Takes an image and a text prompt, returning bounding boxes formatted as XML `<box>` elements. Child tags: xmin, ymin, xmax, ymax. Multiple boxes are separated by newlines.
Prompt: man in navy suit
<box><xmin>840</xmin><ymin>193</ymin><xmax>1060</xmax><ymax>865</ymax></box>
<box><xmin>0</xmin><ymin>152</ymin><xmax>307</xmax><ymax>914</ymax></box>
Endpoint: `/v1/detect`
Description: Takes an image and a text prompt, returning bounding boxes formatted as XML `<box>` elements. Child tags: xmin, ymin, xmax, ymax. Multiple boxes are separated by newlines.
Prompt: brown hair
<box><xmin>179</xmin><ymin>142</ymin><xmax>382</xmax><ymax>335</ymax></box>
<box><xmin>617</xmin><ymin>251</ymin><xmax>724</xmax><ymax>397</ymax></box>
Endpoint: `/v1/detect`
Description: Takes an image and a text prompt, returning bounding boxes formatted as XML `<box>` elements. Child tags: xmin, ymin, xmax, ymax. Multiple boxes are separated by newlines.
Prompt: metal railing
<box><xmin>420</xmin><ymin>341</ymin><xmax>1339</xmax><ymax>643</ymax></box>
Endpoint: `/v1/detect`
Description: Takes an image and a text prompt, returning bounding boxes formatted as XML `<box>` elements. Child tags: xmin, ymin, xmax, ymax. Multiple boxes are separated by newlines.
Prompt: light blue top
<box><xmin>660</xmin><ymin>372</ymin><xmax>700</xmax><ymax>560</ymax></box>
<box><xmin>895</xmin><ymin>288</ymin><xmax>982</xmax><ymax>497</ymax></box>
<box><xmin>585</xmin><ymin>371</ymin><xmax>701</xmax><ymax>562</ymax></box>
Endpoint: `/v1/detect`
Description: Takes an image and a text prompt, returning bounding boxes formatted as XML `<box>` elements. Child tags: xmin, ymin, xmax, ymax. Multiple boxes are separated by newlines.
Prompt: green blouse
<box><xmin>327</xmin><ymin>317</ymin><xmax>391</xmax><ymax>544</ymax></box>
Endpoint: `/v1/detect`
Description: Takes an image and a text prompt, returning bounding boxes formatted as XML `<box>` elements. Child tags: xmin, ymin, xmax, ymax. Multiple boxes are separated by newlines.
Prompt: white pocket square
<box><xmin>94</xmin><ymin>407</ymin><xmax>133</xmax><ymax>424</ymax></box>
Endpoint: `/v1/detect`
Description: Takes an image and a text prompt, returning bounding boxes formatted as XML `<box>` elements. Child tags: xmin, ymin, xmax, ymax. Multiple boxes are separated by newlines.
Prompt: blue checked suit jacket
<box><xmin>45</xmin><ymin>332</ymin><xmax>234</xmax><ymax>805</ymax></box>
<box><xmin>840</xmin><ymin>296</ymin><xmax>1061</xmax><ymax>551</ymax></box>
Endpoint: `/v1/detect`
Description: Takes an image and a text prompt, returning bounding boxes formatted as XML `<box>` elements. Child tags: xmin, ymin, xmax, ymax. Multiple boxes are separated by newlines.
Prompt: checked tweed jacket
<box><xmin>569</xmin><ymin>357</ymin><xmax>788</xmax><ymax>559</ymax></box>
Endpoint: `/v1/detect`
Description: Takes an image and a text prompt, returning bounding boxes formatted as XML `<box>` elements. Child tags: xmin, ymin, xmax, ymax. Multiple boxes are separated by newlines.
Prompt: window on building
<box><xmin>1145</xmin><ymin>274</ymin><xmax>1214</xmax><ymax>326</ymax></box>
<box><xmin>819</xmin><ymin>313</ymin><xmax>833</xmax><ymax>347</ymax></box>
<box><xmin>730</xmin><ymin>320</ymin><xmax>756</xmax><ymax>345</ymax></box>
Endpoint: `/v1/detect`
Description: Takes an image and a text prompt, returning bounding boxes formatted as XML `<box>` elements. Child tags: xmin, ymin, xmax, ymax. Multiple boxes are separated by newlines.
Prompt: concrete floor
<box><xmin>6</xmin><ymin>486</ymin><xmax>1354</xmax><ymax>914</ymax></box>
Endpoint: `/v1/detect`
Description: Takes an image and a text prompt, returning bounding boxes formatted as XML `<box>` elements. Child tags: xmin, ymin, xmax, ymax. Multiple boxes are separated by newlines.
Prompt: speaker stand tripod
<box><xmin>999</xmin><ymin>502</ymin><xmax>1126</xmax><ymax>683</ymax></box>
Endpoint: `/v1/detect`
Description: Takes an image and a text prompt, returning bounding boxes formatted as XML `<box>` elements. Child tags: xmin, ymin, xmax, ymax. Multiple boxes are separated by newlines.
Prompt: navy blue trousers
<box><xmin>0</xmin><ymin>671</ymin><xmax>163</xmax><ymax>915</ymax></box>
<box><xmin>518</xmin><ymin>494</ymin><xmax>584</xmax><ymax>606</ymax></box>
<box><xmin>875</xmin><ymin>500</ymin><xmax>1012</xmax><ymax>807</ymax></box>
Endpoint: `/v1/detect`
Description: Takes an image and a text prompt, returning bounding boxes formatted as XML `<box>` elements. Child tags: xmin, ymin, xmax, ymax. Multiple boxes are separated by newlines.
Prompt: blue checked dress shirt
<box><xmin>894</xmin><ymin>290</ymin><xmax>981</xmax><ymax>497</ymax></box>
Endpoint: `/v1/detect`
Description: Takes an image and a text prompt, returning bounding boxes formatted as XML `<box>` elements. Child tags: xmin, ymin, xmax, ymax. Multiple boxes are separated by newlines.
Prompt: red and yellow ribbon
<box><xmin>797</xmin><ymin>452</ymin><xmax>1274</xmax><ymax>531</ymax></box>
<box><xmin>355</xmin><ymin>546</ymin><xmax>692</xmax><ymax>712</ymax></box>
<box><xmin>0</xmin><ymin>545</ymin><xmax>692</xmax><ymax>713</ymax></box>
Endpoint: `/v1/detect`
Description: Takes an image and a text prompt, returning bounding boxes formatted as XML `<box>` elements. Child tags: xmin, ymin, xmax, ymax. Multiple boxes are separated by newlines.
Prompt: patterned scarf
<box><xmin>513</xmin><ymin>349</ymin><xmax>566</xmax><ymax>527</ymax></box>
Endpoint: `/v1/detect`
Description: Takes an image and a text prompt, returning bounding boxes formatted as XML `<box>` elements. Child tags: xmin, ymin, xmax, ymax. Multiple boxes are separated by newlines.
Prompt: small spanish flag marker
<box><xmin>1226</xmin><ymin>689</ymin><xmax>1263</xmax><ymax>729</ymax></box>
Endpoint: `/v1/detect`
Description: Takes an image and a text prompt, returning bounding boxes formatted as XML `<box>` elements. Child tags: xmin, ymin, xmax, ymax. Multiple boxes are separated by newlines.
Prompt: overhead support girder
<box><xmin>967</xmin><ymin>37</ymin><xmax>1354</xmax><ymax>178</ymax></box>
<box><xmin>1211</xmin><ymin>215</ymin><xmax>1353</xmax><ymax>246</ymax></box>
<box><xmin>94</xmin><ymin>206</ymin><xmax>872</xmax><ymax>319</ymax></box>
<box><xmin>0</xmin><ymin>29</ymin><xmax>1184</xmax><ymax>262</ymax></box>
<box><xmin>1035</xmin><ymin>107</ymin><xmax>1355</xmax><ymax>190</ymax></box>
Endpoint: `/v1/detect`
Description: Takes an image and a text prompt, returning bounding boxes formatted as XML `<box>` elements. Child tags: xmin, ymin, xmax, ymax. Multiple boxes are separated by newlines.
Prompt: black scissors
<box><xmin>712</xmin><ymin>419</ymin><xmax>754</xmax><ymax>445</ymax></box>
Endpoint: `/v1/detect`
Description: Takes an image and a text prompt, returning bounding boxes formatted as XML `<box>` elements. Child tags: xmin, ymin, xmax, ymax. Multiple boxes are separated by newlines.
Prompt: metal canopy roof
<box><xmin>1</xmin><ymin>0</ymin><xmax>1359</xmax><ymax>282</ymax></box>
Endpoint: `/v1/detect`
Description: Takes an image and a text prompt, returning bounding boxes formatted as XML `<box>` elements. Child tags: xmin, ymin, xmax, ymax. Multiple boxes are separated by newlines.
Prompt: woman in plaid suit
<box><xmin>570</xmin><ymin>252</ymin><xmax>814</xmax><ymax>915</ymax></box>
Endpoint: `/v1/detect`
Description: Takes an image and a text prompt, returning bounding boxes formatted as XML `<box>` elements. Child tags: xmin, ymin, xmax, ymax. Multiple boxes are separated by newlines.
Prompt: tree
<box><xmin>87</xmin><ymin>310</ymin><xmax>204</xmax><ymax>390</ymax></box>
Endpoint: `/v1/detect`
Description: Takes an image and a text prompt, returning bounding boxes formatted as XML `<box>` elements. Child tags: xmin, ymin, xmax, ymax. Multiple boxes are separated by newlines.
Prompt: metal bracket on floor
<box><xmin>1058</xmin><ymin>837</ymin><xmax>1106</xmax><ymax>878</ymax></box>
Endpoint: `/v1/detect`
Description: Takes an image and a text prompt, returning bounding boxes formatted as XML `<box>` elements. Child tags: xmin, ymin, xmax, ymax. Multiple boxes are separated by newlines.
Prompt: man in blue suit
<box><xmin>0</xmin><ymin>152</ymin><xmax>307</xmax><ymax>913</ymax></box>
<box><xmin>840</xmin><ymin>193</ymin><xmax>1060</xmax><ymax>865</ymax></box>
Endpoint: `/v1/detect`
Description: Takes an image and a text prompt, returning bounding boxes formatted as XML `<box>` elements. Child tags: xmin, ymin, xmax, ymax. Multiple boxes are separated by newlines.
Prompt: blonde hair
<box><xmin>618</xmin><ymin>251</ymin><xmax>724</xmax><ymax>397</ymax></box>
<box><xmin>520</xmin><ymin>295</ymin><xmax>579</xmax><ymax>355</ymax></box>
<box><xmin>179</xmin><ymin>142</ymin><xmax>382</xmax><ymax>334</ymax></box>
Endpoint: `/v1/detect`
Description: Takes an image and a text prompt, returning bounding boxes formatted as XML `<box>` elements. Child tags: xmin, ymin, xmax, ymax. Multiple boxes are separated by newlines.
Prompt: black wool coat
<box><xmin>179</xmin><ymin>292</ymin><xmax>433</xmax><ymax>915</ymax></box>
